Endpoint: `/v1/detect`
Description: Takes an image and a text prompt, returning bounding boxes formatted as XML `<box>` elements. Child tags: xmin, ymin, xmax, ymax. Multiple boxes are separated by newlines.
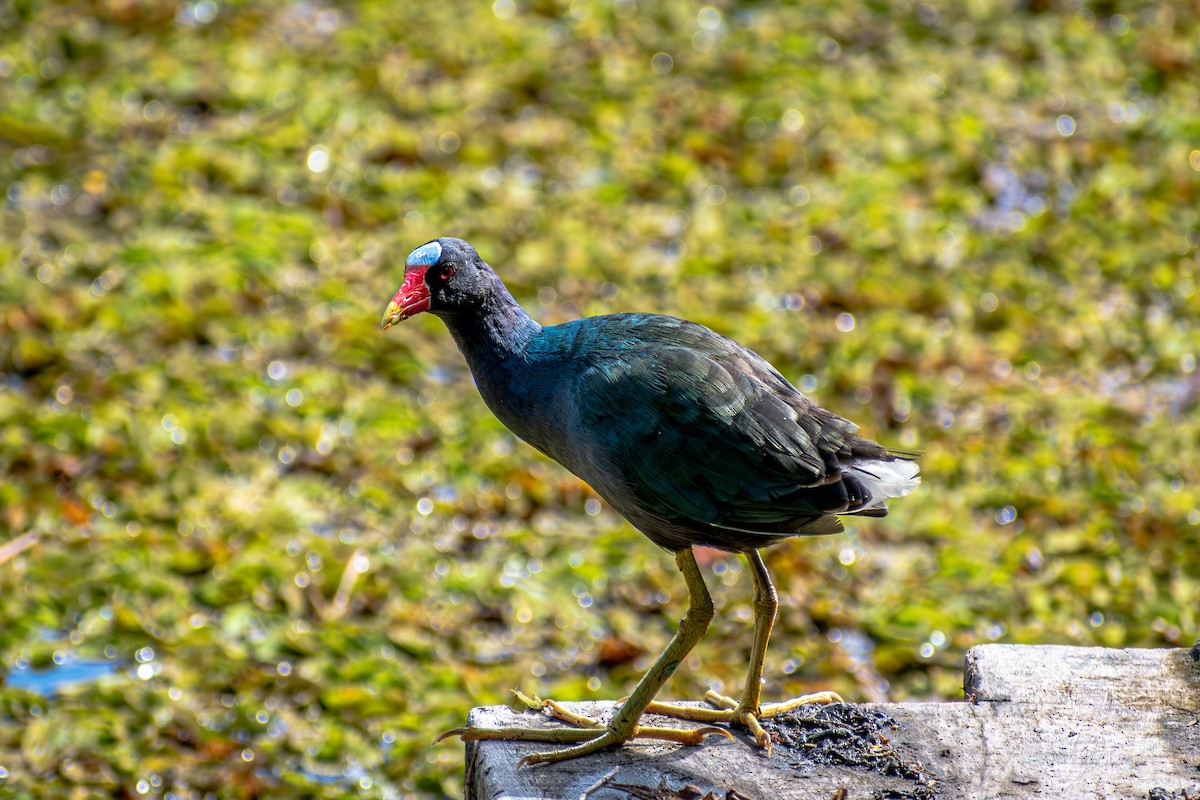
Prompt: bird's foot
<box><xmin>644</xmin><ymin>689</ymin><xmax>843</xmax><ymax>756</ymax></box>
<box><xmin>435</xmin><ymin>690</ymin><xmax>732</xmax><ymax>766</ymax></box>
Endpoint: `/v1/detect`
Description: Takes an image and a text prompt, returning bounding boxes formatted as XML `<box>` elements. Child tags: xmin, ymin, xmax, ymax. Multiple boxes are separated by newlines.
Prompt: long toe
<box><xmin>643</xmin><ymin>691</ymin><xmax>844</xmax><ymax>756</ymax></box>
<box><xmin>518</xmin><ymin>728</ymin><xmax>630</xmax><ymax>767</ymax></box>
<box><xmin>642</xmin><ymin>700</ymin><xmax>773</xmax><ymax>753</ymax></box>
<box><xmin>758</xmin><ymin>690</ymin><xmax>844</xmax><ymax>717</ymax></box>
<box><xmin>440</xmin><ymin>725</ymin><xmax>615</xmax><ymax>745</ymax></box>
<box><xmin>519</xmin><ymin>724</ymin><xmax>731</xmax><ymax>767</ymax></box>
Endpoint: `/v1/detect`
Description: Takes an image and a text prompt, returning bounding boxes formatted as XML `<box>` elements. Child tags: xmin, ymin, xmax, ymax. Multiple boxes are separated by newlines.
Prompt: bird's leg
<box><xmin>701</xmin><ymin>550</ymin><xmax>843</xmax><ymax>752</ymax></box>
<box><xmin>644</xmin><ymin>550</ymin><xmax>842</xmax><ymax>755</ymax></box>
<box><xmin>436</xmin><ymin>547</ymin><xmax>732</xmax><ymax>765</ymax></box>
<box><xmin>699</xmin><ymin>547</ymin><xmax>778</xmax><ymax>748</ymax></box>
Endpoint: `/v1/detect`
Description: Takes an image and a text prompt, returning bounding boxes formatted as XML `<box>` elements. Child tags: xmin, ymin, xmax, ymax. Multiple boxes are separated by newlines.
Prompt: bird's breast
<box><xmin>470</xmin><ymin>360</ymin><xmax>582</xmax><ymax>467</ymax></box>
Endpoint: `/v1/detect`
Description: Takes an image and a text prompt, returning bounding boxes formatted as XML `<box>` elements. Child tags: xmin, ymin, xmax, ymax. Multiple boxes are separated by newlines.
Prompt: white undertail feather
<box><xmin>849</xmin><ymin>459</ymin><xmax>921</xmax><ymax>511</ymax></box>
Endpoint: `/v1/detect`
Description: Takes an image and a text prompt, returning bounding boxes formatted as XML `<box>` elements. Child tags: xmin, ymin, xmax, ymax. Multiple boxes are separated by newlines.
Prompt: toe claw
<box><xmin>697</xmin><ymin>725</ymin><xmax>735</xmax><ymax>742</ymax></box>
<box><xmin>517</xmin><ymin>748</ymin><xmax>564</xmax><ymax>769</ymax></box>
<box><xmin>433</xmin><ymin>727</ymin><xmax>469</xmax><ymax>744</ymax></box>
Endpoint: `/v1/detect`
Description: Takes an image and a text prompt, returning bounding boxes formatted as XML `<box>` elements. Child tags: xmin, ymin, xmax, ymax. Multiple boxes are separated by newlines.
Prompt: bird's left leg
<box><xmin>435</xmin><ymin>548</ymin><xmax>731</xmax><ymax>765</ymax></box>
<box><xmin>645</xmin><ymin>550</ymin><xmax>841</xmax><ymax>754</ymax></box>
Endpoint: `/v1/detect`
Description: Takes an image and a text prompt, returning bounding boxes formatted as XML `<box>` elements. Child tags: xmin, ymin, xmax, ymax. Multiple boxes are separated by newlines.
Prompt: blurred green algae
<box><xmin>1</xmin><ymin>0</ymin><xmax>1199</xmax><ymax>797</ymax></box>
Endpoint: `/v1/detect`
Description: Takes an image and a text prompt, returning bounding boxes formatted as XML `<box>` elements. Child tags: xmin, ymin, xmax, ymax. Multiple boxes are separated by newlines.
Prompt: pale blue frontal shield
<box><xmin>406</xmin><ymin>240</ymin><xmax>442</xmax><ymax>268</ymax></box>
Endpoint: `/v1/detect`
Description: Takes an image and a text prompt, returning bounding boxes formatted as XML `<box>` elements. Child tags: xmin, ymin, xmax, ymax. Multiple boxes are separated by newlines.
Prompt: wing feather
<box><xmin>573</xmin><ymin>316</ymin><xmax>886</xmax><ymax>538</ymax></box>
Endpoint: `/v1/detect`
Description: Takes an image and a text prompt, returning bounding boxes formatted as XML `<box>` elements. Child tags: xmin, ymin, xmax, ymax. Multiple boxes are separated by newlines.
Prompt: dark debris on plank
<box><xmin>762</xmin><ymin>703</ymin><xmax>938</xmax><ymax>799</ymax></box>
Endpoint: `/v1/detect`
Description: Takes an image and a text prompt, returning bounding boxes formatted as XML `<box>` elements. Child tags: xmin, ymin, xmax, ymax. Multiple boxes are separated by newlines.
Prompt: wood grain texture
<box><xmin>465</xmin><ymin>645</ymin><xmax>1200</xmax><ymax>800</ymax></box>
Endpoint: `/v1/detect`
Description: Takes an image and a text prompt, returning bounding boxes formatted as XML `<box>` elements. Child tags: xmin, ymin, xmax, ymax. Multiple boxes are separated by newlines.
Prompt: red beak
<box><xmin>381</xmin><ymin>266</ymin><xmax>431</xmax><ymax>330</ymax></box>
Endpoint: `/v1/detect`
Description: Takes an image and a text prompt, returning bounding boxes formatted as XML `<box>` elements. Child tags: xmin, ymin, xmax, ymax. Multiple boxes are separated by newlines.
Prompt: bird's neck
<box><xmin>439</xmin><ymin>279</ymin><xmax>553</xmax><ymax>447</ymax></box>
<box><xmin>441</xmin><ymin>277</ymin><xmax>541</xmax><ymax>370</ymax></box>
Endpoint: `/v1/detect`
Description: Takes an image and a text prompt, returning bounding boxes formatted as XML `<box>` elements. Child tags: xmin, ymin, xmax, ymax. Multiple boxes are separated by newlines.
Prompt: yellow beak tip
<box><xmin>381</xmin><ymin>301</ymin><xmax>401</xmax><ymax>331</ymax></box>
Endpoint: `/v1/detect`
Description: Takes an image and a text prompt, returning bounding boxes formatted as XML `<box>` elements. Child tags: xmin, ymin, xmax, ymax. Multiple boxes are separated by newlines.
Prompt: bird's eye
<box><xmin>438</xmin><ymin>263</ymin><xmax>455</xmax><ymax>280</ymax></box>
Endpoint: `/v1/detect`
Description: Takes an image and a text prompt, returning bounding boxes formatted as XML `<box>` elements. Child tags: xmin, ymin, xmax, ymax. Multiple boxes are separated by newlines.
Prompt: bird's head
<box><xmin>380</xmin><ymin>237</ymin><xmax>490</xmax><ymax>330</ymax></box>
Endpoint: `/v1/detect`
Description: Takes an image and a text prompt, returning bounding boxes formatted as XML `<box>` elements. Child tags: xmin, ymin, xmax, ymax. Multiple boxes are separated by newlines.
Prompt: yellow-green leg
<box><xmin>645</xmin><ymin>550</ymin><xmax>842</xmax><ymax>755</ymax></box>
<box><xmin>437</xmin><ymin>548</ymin><xmax>732</xmax><ymax>765</ymax></box>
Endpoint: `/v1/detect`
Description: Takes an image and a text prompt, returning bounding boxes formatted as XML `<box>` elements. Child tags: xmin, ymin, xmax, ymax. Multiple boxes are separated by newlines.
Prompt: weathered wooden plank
<box><xmin>964</xmin><ymin>644</ymin><xmax>1200</xmax><ymax>707</ymax></box>
<box><xmin>464</xmin><ymin>645</ymin><xmax>1200</xmax><ymax>800</ymax></box>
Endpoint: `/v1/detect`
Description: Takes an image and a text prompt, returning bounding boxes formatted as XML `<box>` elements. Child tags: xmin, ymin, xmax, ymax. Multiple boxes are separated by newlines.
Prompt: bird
<box><xmin>381</xmin><ymin>237</ymin><xmax>919</xmax><ymax>765</ymax></box>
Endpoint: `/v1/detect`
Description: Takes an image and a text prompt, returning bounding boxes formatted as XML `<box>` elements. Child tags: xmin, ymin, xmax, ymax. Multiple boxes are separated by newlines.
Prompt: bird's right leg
<box><xmin>435</xmin><ymin>547</ymin><xmax>731</xmax><ymax>765</ymax></box>
<box><xmin>643</xmin><ymin>550</ymin><xmax>841</xmax><ymax>754</ymax></box>
<box><xmin>697</xmin><ymin>550</ymin><xmax>841</xmax><ymax>751</ymax></box>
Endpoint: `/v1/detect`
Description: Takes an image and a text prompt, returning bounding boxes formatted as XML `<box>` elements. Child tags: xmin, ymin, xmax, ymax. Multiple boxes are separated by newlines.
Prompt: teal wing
<box><xmin>573</xmin><ymin>319</ymin><xmax>870</xmax><ymax>535</ymax></box>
